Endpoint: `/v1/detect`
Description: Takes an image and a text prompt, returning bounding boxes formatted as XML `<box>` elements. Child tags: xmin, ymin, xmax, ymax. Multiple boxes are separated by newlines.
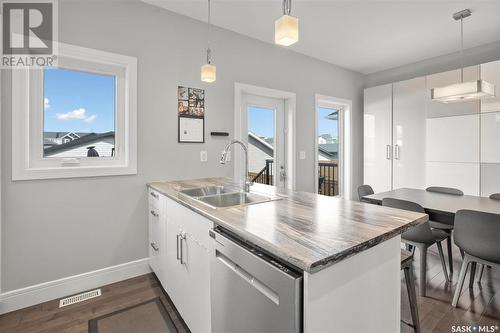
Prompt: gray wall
<box><xmin>1</xmin><ymin>0</ymin><xmax>364</xmax><ymax>291</ymax></box>
<box><xmin>365</xmin><ymin>40</ymin><xmax>500</xmax><ymax>88</ymax></box>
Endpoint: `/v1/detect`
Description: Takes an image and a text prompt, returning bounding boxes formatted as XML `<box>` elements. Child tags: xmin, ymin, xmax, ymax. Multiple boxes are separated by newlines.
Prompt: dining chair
<box><xmin>490</xmin><ymin>193</ymin><xmax>500</xmax><ymax>200</ymax></box>
<box><xmin>357</xmin><ymin>184</ymin><xmax>374</xmax><ymax>202</ymax></box>
<box><xmin>451</xmin><ymin>209</ymin><xmax>500</xmax><ymax>307</ymax></box>
<box><xmin>401</xmin><ymin>249</ymin><xmax>421</xmax><ymax>333</ymax></box>
<box><xmin>425</xmin><ymin>186</ymin><xmax>464</xmax><ymax>274</ymax></box>
<box><xmin>383</xmin><ymin>198</ymin><xmax>450</xmax><ymax>296</ymax></box>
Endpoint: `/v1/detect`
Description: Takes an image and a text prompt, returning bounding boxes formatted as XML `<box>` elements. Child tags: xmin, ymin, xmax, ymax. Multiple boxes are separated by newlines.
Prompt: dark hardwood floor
<box><xmin>1</xmin><ymin>242</ymin><xmax>499</xmax><ymax>333</ymax></box>
<box><xmin>401</xmin><ymin>241</ymin><xmax>500</xmax><ymax>332</ymax></box>
<box><xmin>0</xmin><ymin>274</ymin><xmax>189</xmax><ymax>333</ymax></box>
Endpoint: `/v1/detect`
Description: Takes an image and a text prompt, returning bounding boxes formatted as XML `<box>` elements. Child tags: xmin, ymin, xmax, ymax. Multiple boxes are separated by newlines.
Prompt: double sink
<box><xmin>179</xmin><ymin>185</ymin><xmax>282</xmax><ymax>209</ymax></box>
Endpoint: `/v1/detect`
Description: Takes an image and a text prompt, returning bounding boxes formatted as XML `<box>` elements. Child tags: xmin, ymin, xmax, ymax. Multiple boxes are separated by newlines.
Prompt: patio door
<box><xmin>241</xmin><ymin>93</ymin><xmax>286</xmax><ymax>189</ymax></box>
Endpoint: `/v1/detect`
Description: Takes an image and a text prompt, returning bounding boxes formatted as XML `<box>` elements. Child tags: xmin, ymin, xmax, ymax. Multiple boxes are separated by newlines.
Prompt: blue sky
<box><xmin>43</xmin><ymin>68</ymin><xmax>115</xmax><ymax>133</ymax></box>
<box><xmin>247</xmin><ymin>106</ymin><xmax>338</xmax><ymax>138</ymax></box>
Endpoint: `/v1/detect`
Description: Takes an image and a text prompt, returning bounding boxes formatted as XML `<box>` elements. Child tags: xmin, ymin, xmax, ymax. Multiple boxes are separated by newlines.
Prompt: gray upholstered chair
<box><xmin>490</xmin><ymin>193</ymin><xmax>500</xmax><ymax>200</ymax></box>
<box><xmin>426</xmin><ymin>186</ymin><xmax>464</xmax><ymax>274</ymax></box>
<box><xmin>452</xmin><ymin>209</ymin><xmax>500</xmax><ymax>307</ymax></box>
<box><xmin>383</xmin><ymin>198</ymin><xmax>450</xmax><ymax>296</ymax></box>
<box><xmin>357</xmin><ymin>184</ymin><xmax>374</xmax><ymax>202</ymax></box>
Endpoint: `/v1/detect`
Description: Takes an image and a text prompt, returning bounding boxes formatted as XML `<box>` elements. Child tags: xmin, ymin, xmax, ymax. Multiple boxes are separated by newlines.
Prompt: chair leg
<box><xmin>460</xmin><ymin>249</ymin><xmax>465</xmax><ymax>259</ymax></box>
<box><xmin>469</xmin><ymin>262</ymin><xmax>477</xmax><ymax>288</ymax></box>
<box><xmin>418</xmin><ymin>245</ymin><xmax>428</xmax><ymax>297</ymax></box>
<box><xmin>446</xmin><ymin>235</ymin><xmax>453</xmax><ymax>273</ymax></box>
<box><xmin>404</xmin><ymin>266</ymin><xmax>421</xmax><ymax>333</ymax></box>
<box><xmin>436</xmin><ymin>241</ymin><xmax>450</xmax><ymax>283</ymax></box>
<box><xmin>478</xmin><ymin>264</ymin><xmax>485</xmax><ymax>283</ymax></box>
<box><xmin>452</xmin><ymin>257</ymin><xmax>470</xmax><ymax>307</ymax></box>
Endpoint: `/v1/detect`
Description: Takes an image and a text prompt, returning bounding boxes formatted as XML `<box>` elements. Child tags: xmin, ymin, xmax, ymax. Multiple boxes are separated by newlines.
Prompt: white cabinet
<box><xmin>148</xmin><ymin>189</ymin><xmax>167</xmax><ymax>287</ymax></box>
<box><xmin>364</xmin><ymin>78</ymin><xmax>426</xmax><ymax>192</ymax></box>
<box><xmin>364</xmin><ymin>84</ymin><xmax>393</xmax><ymax>193</ymax></box>
<box><xmin>426</xmin><ymin>114</ymin><xmax>480</xmax><ymax>163</ymax></box>
<box><xmin>426</xmin><ymin>162</ymin><xmax>480</xmax><ymax>196</ymax></box>
<box><xmin>165</xmin><ymin>197</ymin><xmax>212</xmax><ymax>333</ymax></box>
<box><xmin>392</xmin><ymin>77</ymin><xmax>426</xmax><ymax>189</ymax></box>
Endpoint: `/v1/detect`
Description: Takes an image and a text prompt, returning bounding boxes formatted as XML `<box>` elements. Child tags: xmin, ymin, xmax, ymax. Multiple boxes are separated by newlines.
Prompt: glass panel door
<box><xmin>243</xmin><ymin>94</ymin><xmax>285</xmax><ymax>189</ymax></box>
<box><xmin>317</xmin><ymin>107</ymin><xmax>340</xmax><ymax>196</ymax></box>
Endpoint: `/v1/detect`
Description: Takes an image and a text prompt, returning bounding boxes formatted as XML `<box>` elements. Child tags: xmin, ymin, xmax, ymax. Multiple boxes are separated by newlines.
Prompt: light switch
<box><xmin>200</xmin><ymin>151</ymin><xmax>208</xmax><ymax>162</ymax></box>
<box><xmin>299</xmin><ymin>151</ymin><xmax>306</xmax><ymax>160</ymax></box>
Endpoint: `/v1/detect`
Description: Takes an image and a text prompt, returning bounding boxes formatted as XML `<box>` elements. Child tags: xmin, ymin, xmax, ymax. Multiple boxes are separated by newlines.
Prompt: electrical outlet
<box><xmin>200</xmin><ymin>151</ymin><xmax>208</xmax><ymax>162</ymax></box>
<box><xmin>299</xmin><ymin>151</ymin><xmax>306</xmax><ymax>160</ymax></box>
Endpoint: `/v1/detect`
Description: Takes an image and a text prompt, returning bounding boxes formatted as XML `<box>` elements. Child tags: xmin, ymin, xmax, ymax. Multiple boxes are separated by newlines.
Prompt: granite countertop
<box><xmin>148</xmin><ymin>178</ymin><xmax>428</xmax><ymax>273</ymax></box>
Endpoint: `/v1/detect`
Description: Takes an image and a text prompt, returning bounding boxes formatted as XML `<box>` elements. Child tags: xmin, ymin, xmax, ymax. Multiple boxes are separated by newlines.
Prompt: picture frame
<box><xmin>178</xmin><ymin>86</ymin><xmax>205</xmax><ymax>143</ymax></box>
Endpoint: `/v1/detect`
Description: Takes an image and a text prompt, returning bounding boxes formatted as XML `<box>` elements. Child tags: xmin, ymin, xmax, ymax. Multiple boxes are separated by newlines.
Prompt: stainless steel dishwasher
<box><xmin>209</xmin><ymin>227</ymin><xmax>302</xmax><ymax>333</ymax></box>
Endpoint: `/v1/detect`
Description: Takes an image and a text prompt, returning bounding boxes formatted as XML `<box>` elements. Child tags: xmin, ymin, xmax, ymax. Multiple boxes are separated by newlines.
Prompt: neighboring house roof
<box><xmin>325</xmin><ymin>111</ymin><xmax>338</xmax><ymax>120</ymax></box>
<box><xmin>318</xmin><ymin>143</ymin><xmax>338</xmax><ymax>159</ymax></box>
<box><xmin>43</xmin><ymin>131</ymin><xmax>115</xmax><ymax>154</ymax></box>
<box><xmin>248</xmin><ymin>132</ymin><xmax>274</xmax><ymax>157</ymax></box>
<box><xmin>320</xmin><ymin>133</ymin><xmax>333</xmax><ymax>141</ymax></box>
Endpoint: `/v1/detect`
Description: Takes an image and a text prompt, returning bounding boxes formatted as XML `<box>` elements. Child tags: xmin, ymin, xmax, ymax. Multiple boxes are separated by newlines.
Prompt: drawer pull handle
<box><xmin>150</xmin><ymin>210</ymin><xmax>159</xmax><ymax>217</ymax></box>
<box><xmin>150</xmin><ymin>242</ymin><xmax>159</xmax><ymax>252</ymax></box>
<box><xmin>150</xmin><ymin>191</ymin><xmax>159</xmax><ymax>199</ymax></box>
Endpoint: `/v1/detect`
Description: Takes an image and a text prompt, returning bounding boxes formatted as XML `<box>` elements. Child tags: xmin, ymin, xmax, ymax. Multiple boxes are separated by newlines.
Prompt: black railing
<box><xmin>318</xmin><ymin>161</ymin><xmax>338</xmax><ymax>196</ymax></box>
<box><xmin>251</xmin><ymin>159</ymin><xmax>274</xmax><ymax>185</ymax></box>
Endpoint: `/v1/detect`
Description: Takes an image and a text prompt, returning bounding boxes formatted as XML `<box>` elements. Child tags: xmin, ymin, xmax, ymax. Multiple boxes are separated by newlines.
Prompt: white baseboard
<box><xmin>0</xmin><ymin>258</ymin><xmax>151</xmax><ymax>314</ymax></box>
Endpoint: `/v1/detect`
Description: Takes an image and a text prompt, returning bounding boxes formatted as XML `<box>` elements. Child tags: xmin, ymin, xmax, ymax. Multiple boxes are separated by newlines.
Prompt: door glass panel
<box><xmin>247</xmin><ymin>106</ymin><xmax>275</xmax><ymax>185</ymax></box>
<box><xmin>317</xmin><ymin>107</ymin><xmax>340</xmax><ymax>196</ymax></box>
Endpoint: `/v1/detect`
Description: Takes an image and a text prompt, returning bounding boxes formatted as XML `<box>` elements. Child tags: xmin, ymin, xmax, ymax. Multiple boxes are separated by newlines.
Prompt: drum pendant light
<box><xmin>275</xmin><ymin>0</ymin><xmax>299</xmax><ymax>46</ymax></box>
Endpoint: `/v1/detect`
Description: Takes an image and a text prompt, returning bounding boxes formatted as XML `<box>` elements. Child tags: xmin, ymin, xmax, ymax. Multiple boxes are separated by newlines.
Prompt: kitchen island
<box><xmin>148</xmin><ymin>178</ymin><xmax>427</xmax><ymax>333</ymax></box>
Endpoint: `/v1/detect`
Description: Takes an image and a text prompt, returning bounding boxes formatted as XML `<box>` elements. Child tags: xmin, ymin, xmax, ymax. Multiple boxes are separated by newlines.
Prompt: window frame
<box><xmin>12</xmin><ymin>43</ymin><xmax>137</xmax><ymax>180</ymax></box>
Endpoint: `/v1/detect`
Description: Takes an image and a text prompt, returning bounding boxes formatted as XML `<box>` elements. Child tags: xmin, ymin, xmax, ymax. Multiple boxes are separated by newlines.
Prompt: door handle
<box><xmin>176</xmin><ymin>233</ymin><xmax>181</xmax><ymax>261</ymax></box>
<box><xmin>279</xmin><ymin>165</ymin><xmax>287</xmax><ymax>182</ymax></box>
<box><xmin>394</xmin><ymin>144</ymin><xmax>400</xmax><ymax>160</ymax></box>
<box><xmin>386</xmin><ymin>145</ymin><xmax>392</xmax><ymax>160</ymax></box>
<box><xmin>150</xmin><ymin>191</ymin><xmax>159</xmax><ymax>199</ymax></box>
<box><xmin>150</xmin><ymin>242</ymin><xmax>159</xmax><ymax>252</ymax></box>
<box><xmin>150</xmin><ymin>210</ymin><xmax>159</xmax><ymax>217</ymax></box>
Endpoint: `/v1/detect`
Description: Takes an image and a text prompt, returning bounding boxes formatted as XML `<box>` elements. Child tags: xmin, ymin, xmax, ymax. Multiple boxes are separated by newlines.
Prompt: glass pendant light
<box><xmin>201</xmin><ymin>0</ymin><xmax>216</xmax><ymax>83</ymax></box>
<box><xmin>432</xmin><ymin>9</ymin><xmax>496</xmax><ymax>103</ymax></box>
<box><xmin>275</xmin><ymin>0</ymin><xmax>299</xmax><ymax>46</ymax></box>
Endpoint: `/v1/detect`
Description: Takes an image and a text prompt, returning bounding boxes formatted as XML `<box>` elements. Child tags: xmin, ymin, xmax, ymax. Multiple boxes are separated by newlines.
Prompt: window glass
<box><xmin>43</xmin><ymin>68</ymin><xmax>116</xmax><ymax>158</ymax></box>
<box><xmin>247</xmin><ymin>106</ymin><xmax>275</xmax><ymax>185</ymax></box>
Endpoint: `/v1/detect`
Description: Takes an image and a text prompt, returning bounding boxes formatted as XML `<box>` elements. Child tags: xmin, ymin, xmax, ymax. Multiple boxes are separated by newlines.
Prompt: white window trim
<box><xmin>11</xmin><ymin>42</ymin><xmax>137</xmax><ymax>180</ymax></box>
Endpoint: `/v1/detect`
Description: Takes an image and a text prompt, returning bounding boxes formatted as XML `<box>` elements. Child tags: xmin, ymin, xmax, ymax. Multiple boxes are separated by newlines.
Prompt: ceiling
<box><xmin>143</xmin><ymin>0</ymin><xmax>500</xmax><ymax>74</ymax></box>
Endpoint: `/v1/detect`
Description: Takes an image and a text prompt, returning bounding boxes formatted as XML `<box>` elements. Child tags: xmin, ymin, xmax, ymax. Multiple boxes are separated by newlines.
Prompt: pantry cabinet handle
<box><xmin>394</xmin><ymin>144</ymin><xmax>400</xmax><ymax>160</ymax></box>
<box><xmin>150</xmin><ymin>242</ymin><xmax>159</xmax><ymax>252</ymax></box>
<box><xmin>150</xmin><ymin>210</ymin><xmax>159</xmax><ymax>217</ymax></box>
<box><xmin>386</xmin><ymin>145</ymin><xmax>392</xmax><ymax>160</ymax></box>
<box><xmin>176</xmin><ymin>234</ymin><xmax>181</xmax><ymax>261</ymax></box>
<box><xmin>150</xmin><ymin>191</ymin><xmax>159</xmax><ymax>199</ymax></box>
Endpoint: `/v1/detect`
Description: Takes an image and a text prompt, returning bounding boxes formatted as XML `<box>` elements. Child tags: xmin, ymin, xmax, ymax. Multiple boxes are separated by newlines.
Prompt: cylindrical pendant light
<box><xmin>275</xmin><ymin>0</ymin><xmax>299</xmax><ymax>46</ymax></box>
<box><xmin>201</xmin><ymin>0</ymin><xmax>216</xmax><ymax>83</ymax></box>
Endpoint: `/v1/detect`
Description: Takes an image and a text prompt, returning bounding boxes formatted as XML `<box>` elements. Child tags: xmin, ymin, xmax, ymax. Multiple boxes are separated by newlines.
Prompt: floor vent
<box><xmin>59</xmin><ymin>289</ymin><xmax>101</xmax><ymax>308</ymax></box>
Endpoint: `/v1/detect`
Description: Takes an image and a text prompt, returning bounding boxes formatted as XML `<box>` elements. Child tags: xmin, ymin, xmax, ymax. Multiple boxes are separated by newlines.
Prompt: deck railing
<box><xmin>251</xmin><ymin>159</ymin><xmax>338</xmax><ymax>196</ymax></box>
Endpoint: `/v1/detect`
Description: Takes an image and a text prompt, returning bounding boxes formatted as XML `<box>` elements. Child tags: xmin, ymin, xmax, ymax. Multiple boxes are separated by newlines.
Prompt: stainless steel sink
<box><xmin>180</xmin><ymin>185</ymin><xmax>238</xmax><ymax>198</ymax></box>
<box><xmin>195</xmin><ymin>192</ymin><xmax>281</xmax><ymax>209</ymax></box>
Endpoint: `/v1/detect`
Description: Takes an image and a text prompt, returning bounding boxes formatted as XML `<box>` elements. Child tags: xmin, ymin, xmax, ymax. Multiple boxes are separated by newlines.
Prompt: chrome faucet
<box><xmin>220</xmin><ymin>140</ymin><xmax>251</xmax><ymax>192</ymax></box>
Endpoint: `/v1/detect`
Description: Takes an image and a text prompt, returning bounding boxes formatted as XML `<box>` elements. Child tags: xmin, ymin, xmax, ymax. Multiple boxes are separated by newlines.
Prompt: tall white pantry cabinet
<box><xmin>364</xmin><ymin>60</ymin><xmax>500</xmax><ymax>197</ymax></box>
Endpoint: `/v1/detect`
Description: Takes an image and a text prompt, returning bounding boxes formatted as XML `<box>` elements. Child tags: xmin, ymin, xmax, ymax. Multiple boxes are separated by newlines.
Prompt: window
<box><xmin>12</xmin><ymin>43</ymin><xmax>137</xmax><ymax>180</ymax></box>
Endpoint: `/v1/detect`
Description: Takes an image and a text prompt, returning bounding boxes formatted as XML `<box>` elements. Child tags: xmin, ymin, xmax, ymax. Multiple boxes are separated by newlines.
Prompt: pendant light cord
<box><xmin>283</xmin><ymin>0</ymin><xmax>291</xmax><ymax>15</ymax></box>
<box><xmin>207</xmin><ymin>0</ymin><xmax>212</xmax><ymax>64</ymax></box>
<box><xmin>460</xmin><ymin>16</ymin><xmax>464</xmax><ymax>83</ymax></box>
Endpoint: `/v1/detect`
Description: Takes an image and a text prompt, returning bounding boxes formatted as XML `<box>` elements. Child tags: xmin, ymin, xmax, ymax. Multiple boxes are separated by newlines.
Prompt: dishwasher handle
<box><xmin>216</xmin><ymin>250</ymin><xmax>280</xmax><ymax>305</ymax></box>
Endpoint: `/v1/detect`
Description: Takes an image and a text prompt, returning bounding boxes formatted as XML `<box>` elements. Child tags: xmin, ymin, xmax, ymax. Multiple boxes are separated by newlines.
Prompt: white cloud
<box><xmin>56</xmin><ymin>108</ymin><xmax>97</xmax><ymax>123</ymax></box>
<box><xmin>44</xmin><ymin>98</ymin><xmax>50</xmax><ymax>109</ymax></box>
